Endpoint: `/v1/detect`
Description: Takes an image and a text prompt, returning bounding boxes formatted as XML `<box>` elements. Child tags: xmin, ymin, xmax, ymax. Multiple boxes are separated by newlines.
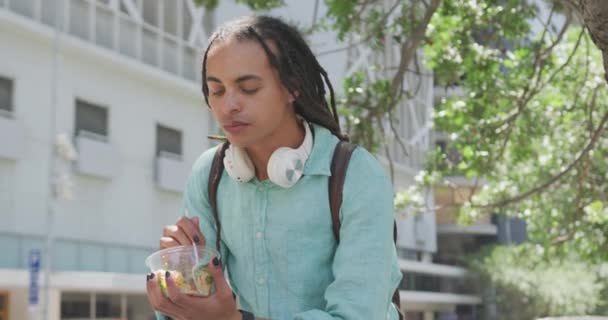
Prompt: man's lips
<box><xmin>223</xmin><ymin>122</ymin><xmax>250</xmax><ymax>134</ymax></box>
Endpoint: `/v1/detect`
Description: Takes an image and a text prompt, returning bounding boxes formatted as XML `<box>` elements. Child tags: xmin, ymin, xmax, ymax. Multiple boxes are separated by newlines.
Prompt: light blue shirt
<box><xmin>158</xmin><ymin>124</ymin><xmax>402</xmax><ymax>319</ymax></box>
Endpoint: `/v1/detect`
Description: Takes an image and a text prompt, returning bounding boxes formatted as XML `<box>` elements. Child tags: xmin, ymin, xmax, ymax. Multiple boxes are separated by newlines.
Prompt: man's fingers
<box><xmin>160</xmin><ymin>237</ymin><xmax>179</xmax><ymax>249</ymax></box>
<box><xmin>190</xmin><ymin>216</ymin><xmax>199</xmax><ymax>227</ymax></box>
<box><xmin>176</xmin><ymin>216</ymin><xmax>206</xmax><ymax>246</ymax></box>
<box><xmin>208</xmin><ymin>258</ymin><xmax>232</xmax><ymax>298</ymax></box>
<box><xmin>146</xmin><ymin>272</ymin><xmax>181</xmax><ymax>319</ymax></box>
<box><xmin>164</xmin><ymin>271</ymin><xmax>199</xmax><ymax>308</ymax></box>
<box><xmin>162</xmin><ymin>225</ymin><xmax>190</xmax><ymax>246</ymax></box>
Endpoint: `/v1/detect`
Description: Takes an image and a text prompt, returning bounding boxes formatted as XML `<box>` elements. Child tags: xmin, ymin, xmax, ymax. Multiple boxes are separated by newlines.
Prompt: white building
<box><xmin>0</xmin><ymin>1</ymin><xmax>495</xmax><ymax>319</ymax></box>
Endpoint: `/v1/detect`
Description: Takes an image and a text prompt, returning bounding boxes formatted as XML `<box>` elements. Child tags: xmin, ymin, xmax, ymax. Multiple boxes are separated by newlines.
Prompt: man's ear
<box><xmin>289</xmin><ymin>90</ymin><xmax>300</xmax><ymax>103</ymax></box>
<box><xmin>287</xmin><ymin>76</ymin><xmax>302</xmax><ymax>103</ymax></box>
<box><xmin>287</xmin><ymin>77</ymin><xmax>300</xmax><ymax>103</ymax></box>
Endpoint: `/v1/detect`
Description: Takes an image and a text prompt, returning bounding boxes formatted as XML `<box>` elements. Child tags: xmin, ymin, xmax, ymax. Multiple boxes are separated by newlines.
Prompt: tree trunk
<box><xmin>579</xmin><ymin>0</ymin><xmax>608</xmax><ymax>82</ymax></box>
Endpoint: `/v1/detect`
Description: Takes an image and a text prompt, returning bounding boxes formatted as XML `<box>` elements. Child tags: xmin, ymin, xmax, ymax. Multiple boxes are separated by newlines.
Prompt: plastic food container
<box><xmin>145</xmin><ymin>245</ymin><xmax>217</xmax><ymax>296</ymax></box>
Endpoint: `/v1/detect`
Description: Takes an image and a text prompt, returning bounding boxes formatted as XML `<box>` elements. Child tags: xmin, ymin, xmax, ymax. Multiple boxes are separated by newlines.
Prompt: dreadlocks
<box><xmin>201</xmin><ymin>15</ymin><xmax>347</xmax><ymax>141</ymax></box>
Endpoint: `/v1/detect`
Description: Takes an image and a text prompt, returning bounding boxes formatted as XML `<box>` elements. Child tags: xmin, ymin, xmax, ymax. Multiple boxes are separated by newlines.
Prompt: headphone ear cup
<box><xmin>267</xmin><ymin>147</ymin><xmax>306</xmax><ymax>188</ymax></box>
<box><xmin>223</xmin><ymin>145</ymin><xmax>255</xmax><ymax>183</ymax></box>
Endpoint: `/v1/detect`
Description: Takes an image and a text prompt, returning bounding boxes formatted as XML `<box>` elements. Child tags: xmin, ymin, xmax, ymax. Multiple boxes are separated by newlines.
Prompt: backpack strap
<box><xmin>208</xmin><ymin>141</ymin><xmax>230</xmax><ymax>258</ymax></box>
<box><xmin>328</xmin><ymin>141</ymin><xmax>404</xmax><ymax>320</ymax></box>
<box><xmin>328</xmin><ymin>141</ymin><xmax>357</xmax><ymax>241</ymax></box>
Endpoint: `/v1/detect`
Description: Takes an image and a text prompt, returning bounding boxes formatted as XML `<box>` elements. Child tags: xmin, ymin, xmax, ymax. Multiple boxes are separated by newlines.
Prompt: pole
<box><xmin>42</xmin><ymin>0</ymin><xmax>63</xmax><ymax>319</ymax></box>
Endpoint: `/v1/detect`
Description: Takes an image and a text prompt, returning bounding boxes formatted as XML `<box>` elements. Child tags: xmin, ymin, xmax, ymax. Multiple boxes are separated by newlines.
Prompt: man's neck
<box><xmin>246</xmin><ymin>118</ymin><xmax>305</xmax><ymax>181</ymax></box>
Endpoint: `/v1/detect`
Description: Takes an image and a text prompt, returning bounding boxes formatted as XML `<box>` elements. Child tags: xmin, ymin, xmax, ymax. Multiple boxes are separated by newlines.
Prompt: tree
<box><xmin>469</xmin><ymin>244</ymin><xmax>608</xmax><ymax>319</ymax></box>
<box><xmin>196</xmin><ymin>0</ymin><xmax>608</xmax><ymax>261</ymax></box>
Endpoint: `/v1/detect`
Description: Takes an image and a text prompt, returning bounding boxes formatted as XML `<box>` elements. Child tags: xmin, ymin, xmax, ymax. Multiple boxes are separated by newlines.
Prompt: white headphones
<box><xmin>223</xmin><ymin>119</ymin><xmax>313</xmax><ymax>188</ymax></box>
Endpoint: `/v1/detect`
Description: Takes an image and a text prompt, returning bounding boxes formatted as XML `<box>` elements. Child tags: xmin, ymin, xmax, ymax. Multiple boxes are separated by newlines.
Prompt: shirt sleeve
<box><xmin>293</xmin><ymin>148</ymin><xmax>403</xmax><ymax>320</ymax></box>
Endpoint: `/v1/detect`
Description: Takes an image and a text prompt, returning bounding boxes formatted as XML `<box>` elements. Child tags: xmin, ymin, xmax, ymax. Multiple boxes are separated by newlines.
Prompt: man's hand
<box><xmin>146</xmin><ymin>257</ymin><xmax>242</xmax><ymax>320</ymax></box>
<box><xmin>160</xmin><ymin>216</ymin><xmax>205</xmax><ymax>249</ymax></box>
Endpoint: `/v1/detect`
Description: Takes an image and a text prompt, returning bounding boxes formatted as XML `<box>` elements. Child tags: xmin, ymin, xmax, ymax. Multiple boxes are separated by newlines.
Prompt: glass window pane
<box><xmin>163</xmin><ymin>1</ymin><xmax>178</xmax><ymax>36</ymax></box>
<box><xmin>61</xmin><ymin>292</ymin><xmax>91</xmax><ymax>319</ymax></box>
<box><xmin>80</xmin><ymin>243</ymin><xmax>105</xmax><ymax>272</ymax></box>
<box><xmin>106</xmin><ymin>246</ymin><xmax>129</xmax><ymax>273</ymax></box>
<box><xmin>127</xmin><ymin>294</ymin><xmax>155</xmax><ymax>320</ymax></box>
<box><xmin>9</xmin><ymin>0</ymin><xmax>35</xmax><ymax>18</ymax></box>
<box><xmin>119</xmin><ymin>16</ymin><xmax>138</xmax><ymax>58</ymax></box>
<box><xmin>95</xmin><ymin>294</ymin><xmax>121</xmax><ymax>318</ymax></box>
<box><xmin>53</xmin><ymin>240</ymin><xmax>79</xmax><ymax>271</ymax></box>
<box><xmin>95</xmin><ymin>4</ymin><xmax>114</xmax><ymax>50</ymax></box>
<box><xmin>142</xmin><ymin>0</ymin><xmax>157</xmax><ymax>26</ymax></box>
<box><xmin>69</xmin><ymin>0</ymin><xmax>90</xmax><ymax>41</ymax></box>
<box><xmin>0</xmin><ymin>77</ymin><xmax>13</xmax><ymax>112</ymax></box>
<box><xmin>181</xmin><ymin>1</ymin><xmax>192</xmax><ymax>41</ymax></box>
<box><xmin>75</xmin><ymin>100</ymin><xmax>108</xmax><ymax>137</ymax></box>
<box><xmin>0</xmin><ymin>235</ymin><xmax>19</xmax><ymax>269</ymax></box>
<box><xmin>129</xmin><ymin>248</ymin><xmax>152</xmax><ymax>274</ymax></box>
<box><xmin>156</xmin><ymin>124</ymin><xmax>182</xmax><ymax>156</ymax></box>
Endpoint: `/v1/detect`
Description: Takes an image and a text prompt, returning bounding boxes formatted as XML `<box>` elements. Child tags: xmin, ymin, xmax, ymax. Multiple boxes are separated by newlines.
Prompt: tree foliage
<box><xmin>469</xmin><ymin>244</ymin><xmax>608</xmax><ymax>319</ymax></box>
<box><xmin>200</xmin><ymin>0</ymin><xmax>608</xmax><ymax>262</ymax></box>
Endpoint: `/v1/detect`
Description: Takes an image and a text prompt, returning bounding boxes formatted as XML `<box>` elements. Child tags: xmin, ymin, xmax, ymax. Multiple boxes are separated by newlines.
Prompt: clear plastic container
<box><xmin>145</xmin><ymin>245</ymin><xmax>218</xmax><ymax>296</ymax></box>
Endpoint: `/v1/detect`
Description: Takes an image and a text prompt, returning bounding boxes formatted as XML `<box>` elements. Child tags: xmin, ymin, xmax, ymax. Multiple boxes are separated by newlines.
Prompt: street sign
<box><xmin>28</xmin><ymin>249</ymin><xmax>41</xmax><ymax>306</ymax></box>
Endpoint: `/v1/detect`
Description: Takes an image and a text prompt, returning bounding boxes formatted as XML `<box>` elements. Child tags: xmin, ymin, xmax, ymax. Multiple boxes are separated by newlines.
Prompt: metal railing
<box><xmin>1</xmin><ymin>0</ymin><xmax>203</xmax><ymax>84</ymax></box>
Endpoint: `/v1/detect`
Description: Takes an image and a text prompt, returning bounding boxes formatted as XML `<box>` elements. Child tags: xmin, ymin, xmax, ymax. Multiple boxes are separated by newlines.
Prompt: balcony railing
<box><xmin>1</xmin><ymin>0</ymin><xmax>203</xmax><ymax>84</ymax></box>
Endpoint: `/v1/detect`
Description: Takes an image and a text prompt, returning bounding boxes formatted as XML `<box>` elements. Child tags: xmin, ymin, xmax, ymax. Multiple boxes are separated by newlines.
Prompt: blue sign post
<box><xmin>29</xmin><ymin>249</ymin><xmax>41</xmax><ymax>307</ymax></box>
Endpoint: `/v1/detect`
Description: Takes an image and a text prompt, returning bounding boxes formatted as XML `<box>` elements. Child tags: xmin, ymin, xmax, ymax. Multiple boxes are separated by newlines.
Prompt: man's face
<box><xmin>205</xmin><ymin>39</ymin><xmax>295</xmax><ymax>148</ymax></box>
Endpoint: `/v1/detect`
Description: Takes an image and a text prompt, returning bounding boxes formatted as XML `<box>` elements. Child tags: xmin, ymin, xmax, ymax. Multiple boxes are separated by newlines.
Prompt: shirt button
<box><xmin>257</xmin><ymin>277</ymin><xmax>265</xmax><ymax>285</ymax></box>
<box><xmin>255</xmin><ymin>232</ymin><xmax>263</xmax><ymax>239</ymax></box>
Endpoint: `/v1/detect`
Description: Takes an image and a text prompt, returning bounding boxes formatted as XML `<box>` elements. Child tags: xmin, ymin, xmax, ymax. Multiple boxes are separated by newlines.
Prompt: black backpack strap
<box><xmin>208</xmin><ymin>142</ymin><xmax>230</xmax><ymax>259</ymax></box>
<box><xmin>328</xmin><ymin>141</ymin><xmax>404</xmax><ymax>320</ymax></box>
<box><xmin>328</xmin><ymin>141</ymin><xmax>357</xmax><ymax>242</ymax></box>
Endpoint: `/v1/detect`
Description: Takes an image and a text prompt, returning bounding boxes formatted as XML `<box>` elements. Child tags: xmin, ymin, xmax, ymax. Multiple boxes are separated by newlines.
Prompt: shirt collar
<box><xmin>303</xmin><ymin>123</ymin><xmax>339</xmax><ymax>176</ymax></box>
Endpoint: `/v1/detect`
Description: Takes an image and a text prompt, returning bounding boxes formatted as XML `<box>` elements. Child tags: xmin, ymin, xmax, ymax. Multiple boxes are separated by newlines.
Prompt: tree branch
<box><xmin>317</xmin><ymin>0</ymin><xmax>402</xmax><ymax>57</ymax></box>
<box><xmin>474</xmin><ymin>109</ymin><xmax>608</xmax><ymax>209</ymax></box>
<box><xmin>390</xmin><ymin>0</ymin><xmax>440</xmax><ymax>99</ymax></box>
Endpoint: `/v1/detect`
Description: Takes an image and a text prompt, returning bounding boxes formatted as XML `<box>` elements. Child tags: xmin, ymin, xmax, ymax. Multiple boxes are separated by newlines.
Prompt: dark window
<box><xmin>96</xmin><ymin>294</ymin><xmax>121</xmax><ymax>318</ymax></box>
<box><xmin>126</xmin><ymin>294</ymin><xmax>156</xmax><ymax>320</ymax></box>
<box><xmin>156</xmin><ymin>124</ymin><xmax>182</xmax><ymax>156</ymax></box>
<box><xmin>0</xmin><ymin>77</ymin><xmax>13</xmax><ymax>112</ymax></box>
<box><xmin>75</xmin><ymin>100</ymin><xmax>108</xmax><ymax>137</ymax></box>
<box><xmin>142</xmin><ymin>0</ymin><xmax>158</xmax><ymax>25</ymax></box>
<box><xmin>60</xmin><ymin>292</ymin><xmax>91</xmax><ymax>318</ymax></box>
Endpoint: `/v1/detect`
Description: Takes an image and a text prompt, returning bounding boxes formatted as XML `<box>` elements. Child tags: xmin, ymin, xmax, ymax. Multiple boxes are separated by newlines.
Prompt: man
<box><xmin>146</xmin><ymin>15</ymin><xmax>402</xmax><ymax>320</ymax></box>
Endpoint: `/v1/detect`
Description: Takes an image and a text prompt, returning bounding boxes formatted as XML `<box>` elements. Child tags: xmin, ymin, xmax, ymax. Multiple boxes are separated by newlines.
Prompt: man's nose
<box><xmin>222</xmin><ymin>93</ymin><xmax>242</xmax><ymax>114</ymax></box>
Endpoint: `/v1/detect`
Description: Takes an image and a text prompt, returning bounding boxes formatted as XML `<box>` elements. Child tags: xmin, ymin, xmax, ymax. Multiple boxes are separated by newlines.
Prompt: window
<box><xmin>61</xmin><ymin>292</ymin><xmax>90</xmax><ymax>319</ymax></box>
<box><xmin>96</xmin><ymin>294</ymin><xmax>121</xmax><ymax>318</ymax></box>
<box><xmin>75</xmin><ymin>99</ymin><xmax>108</xmax><ymax>138</ymax></box>
<box><xmin>142</xmin><ymin>0</ymin><xmax>158</xmax><ymax>26</ymax></box>
<box><xmin>127</xmin><ymin>294</ymin><xmax>156</xmax><ymax>320</ymax></box>
<box><xmin>0</xmin><ymin>76</ymin><xmax>13</xmax><ymax>113</ymax></box>
<box><xmin>0</xmin><ymin>291</ymin><xmax>9</xmax><ymax>320</ymax></box>
<box><xmin>60</xmin><ymin>292</ymin><xmax>154</xmax><ymax>320</ymax></box>
<box><xmin>156</xmin><ymin>124</ymin><xmax>182</xmax><ymax>158</ymax></box>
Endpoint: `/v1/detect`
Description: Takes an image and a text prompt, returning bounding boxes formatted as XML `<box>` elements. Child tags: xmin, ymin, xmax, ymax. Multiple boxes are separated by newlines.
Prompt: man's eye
<box><xmin>210</xmin><ymin>90</ymin><xmax>224</xmax><ymax>96</ymax></box>
<box><xmin>242</xmin><ymin>88</ymin><xmax>259</xmax><ymax>95</ymax></box>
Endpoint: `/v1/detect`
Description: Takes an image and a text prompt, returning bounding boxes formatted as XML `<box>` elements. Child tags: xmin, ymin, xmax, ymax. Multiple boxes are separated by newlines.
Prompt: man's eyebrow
<box><xmin>206</xmin><ymin>76</ymin><xmax>222</xmax><ymax>83</ymax></box>
<box><xmin>235</xmin><ymin>75</ymin><xmax>262</xmax><ymax>83</ymax></box>
<box><xmin>206</xmin><ymin>75</ymin><xmax>262</xmax><ymax>83</ymax></box>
